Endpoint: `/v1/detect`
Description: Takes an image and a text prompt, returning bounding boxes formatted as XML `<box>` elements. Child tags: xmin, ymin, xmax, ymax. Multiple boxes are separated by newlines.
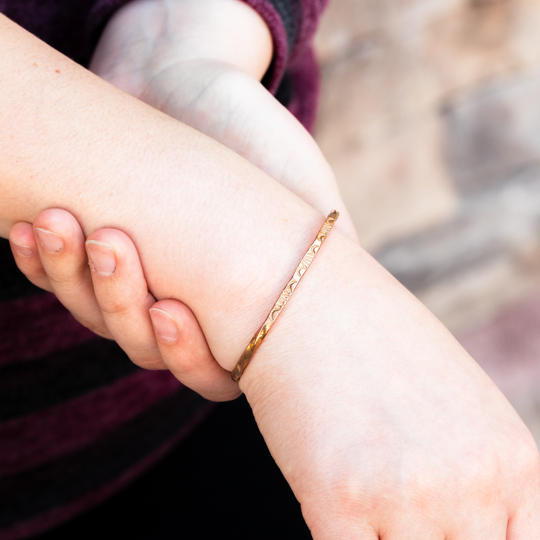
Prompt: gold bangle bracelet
<box><xmin>231</xmin><ymin>211</ymin><xmax>339</xmax><ymax>382</ymax></box>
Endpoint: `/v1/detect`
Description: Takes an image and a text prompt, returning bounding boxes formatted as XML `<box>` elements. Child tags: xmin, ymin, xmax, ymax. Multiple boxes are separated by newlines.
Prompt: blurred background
<box><xmin>314</xmin><ymin>0</ymin><xmax>540</xmax><ymax>442</ymax></box>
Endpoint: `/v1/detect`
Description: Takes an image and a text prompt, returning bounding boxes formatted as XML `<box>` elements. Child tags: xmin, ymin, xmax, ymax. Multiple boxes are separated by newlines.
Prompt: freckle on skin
<box><xmin>33</xmin><ymin>63</ymin><xmax>37</xmax><ymax>67</ymax></box>
<box><xmin>55</xmin><ymin>69</ymin><xmax>60</xmax><ymax>73</ymax></box>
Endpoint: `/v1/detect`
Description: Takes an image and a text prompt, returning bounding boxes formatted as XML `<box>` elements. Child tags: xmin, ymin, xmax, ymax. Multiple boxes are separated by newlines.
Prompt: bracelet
<box><xmin>231</xmin><ymin>211</ymin><xmax>339</xmax><ymax>382</ymax></box>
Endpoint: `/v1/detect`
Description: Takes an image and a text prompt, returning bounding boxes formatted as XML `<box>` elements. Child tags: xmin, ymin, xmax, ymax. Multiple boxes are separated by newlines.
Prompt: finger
<box><xmin>32</xmin><ymin>209</ymin><xmax>111</xmax><ymax>338</ymax></box>
<box><xmin>150</xmin><ymin>300</ymin><xmax>241</xmax><ymax>402</ymax></box>
<box><xmin>85</xmin><ymin>229</ymin><xmax>167</xmax><ymax>370</ymax></box>
<box><xmin>9</xmin><ymin>221</ymin><xmax>53</xmax><ymax>292</ymax></box>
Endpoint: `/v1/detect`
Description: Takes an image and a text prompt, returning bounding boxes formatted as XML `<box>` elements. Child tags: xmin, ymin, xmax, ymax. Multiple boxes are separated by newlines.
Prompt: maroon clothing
<box><xmin>0</xmin><ymin>1</ymin><xmax>326</xmax><ymax>538</ymax></box>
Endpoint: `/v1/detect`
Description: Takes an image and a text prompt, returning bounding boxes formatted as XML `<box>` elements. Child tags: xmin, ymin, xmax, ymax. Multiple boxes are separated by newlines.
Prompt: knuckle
<box><xmin>45</xmin><ymin>261</ymin><xmax>87</xmax><ymax>289</ymax></box>
<box><xmin>300</xmin><ymin>472</ymin><xmax>386</xmax><ymax>531</ymax></box>
<box><xmin>98</xmin><ymin>298</ymin><xmax>133</xmax><ymax>316</ymax></box>
<box><xmin>169</xmin><ymin>355</ymin><xmax>201</xmax><ymax>376</ymax></box>
<box><xmin>47</xmin><ymin>271</ymin><xmax>78</xmax><ymax>288</ymax></box>
<box><xmin>98</xmin><ymin>291</ymin><xmax>152</xmax><ymax>317</ymax></box>
<box><xmin>13</xmin><ymin>256</ymin><xmax>35</xmax><ymax>275</ymax></box>
<box><xmin>301</xmin><ymin>485</ymin><xmax>377</xmax><ymax>539</ymax></box>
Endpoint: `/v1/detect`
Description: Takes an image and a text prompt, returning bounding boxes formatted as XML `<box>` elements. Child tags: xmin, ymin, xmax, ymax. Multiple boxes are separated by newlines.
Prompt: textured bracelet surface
<box><xmin>231</xmin><ymin>211</ymin><xmax>339</xmax><ymax>382</ymax></box>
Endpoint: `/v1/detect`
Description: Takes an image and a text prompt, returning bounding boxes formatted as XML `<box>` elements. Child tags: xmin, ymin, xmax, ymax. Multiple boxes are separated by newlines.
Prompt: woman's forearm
<box><xmin>0</xmin><ymin>14</ymin><xmax>332</xmax><ymax>370</ymax></box>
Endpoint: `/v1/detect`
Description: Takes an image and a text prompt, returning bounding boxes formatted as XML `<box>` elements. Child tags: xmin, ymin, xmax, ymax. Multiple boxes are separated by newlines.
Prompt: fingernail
<box><xmin>150</xmin><ymin>309</ymin><xmax>178</xmax><ymax>343</ymax></box>
<box><xmin>35</xmin><ymin>228</ymin><xmax>64</xmax><ymax>253</ymax></box>
<box><xmin>11</xmin><ymin>242</ymin><xmax>33</xmax><ymax>257</ymax></box>
<box><xmin>86</xmin><ymin>240</ymin><xmax>116</xmax><ymax>277</ymax></box>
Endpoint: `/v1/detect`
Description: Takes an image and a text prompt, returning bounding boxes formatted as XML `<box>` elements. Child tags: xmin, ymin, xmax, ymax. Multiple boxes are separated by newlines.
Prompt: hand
<box><xmin>9</xmin><ymin>0</ymin><xmax>356</xmax><ymax>400</ymax></box>
<box><xmin>240</xmin><ymin>230</ymin><xmax>540</xmax><ymax>539</ymax></box>
<box><xmin>9</xmin><ymin>209</ymin><xmax>240</xmax><ymax>401</ymax></box>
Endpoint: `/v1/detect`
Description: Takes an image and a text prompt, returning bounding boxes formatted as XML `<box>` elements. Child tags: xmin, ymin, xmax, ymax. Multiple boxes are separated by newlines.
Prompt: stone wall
<box><xmin>314</xmin><ymin>0</ymin><xmax>540</xmax><ymax>334</ymax></box>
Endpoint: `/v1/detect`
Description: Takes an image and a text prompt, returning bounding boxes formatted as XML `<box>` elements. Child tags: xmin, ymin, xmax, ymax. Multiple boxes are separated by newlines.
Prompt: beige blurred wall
<box><xmin>314</xmin><ymin>0</ymin><xmax>540</xmax><ymax>333</ymax></box>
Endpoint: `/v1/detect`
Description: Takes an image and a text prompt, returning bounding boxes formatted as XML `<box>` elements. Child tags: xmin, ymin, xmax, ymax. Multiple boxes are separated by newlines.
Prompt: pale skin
<box><xmin>10</xmin><ymin>0</ymin><xmax>359</xmax><ymax>401</ymax></box>
<box><xmin>11</xmin><ymin>0</ymin><xmax>359</xmax><ymax>401</ymax></box>
<box><xmin>2</xmin><ymin>1</ymin><xmax>540</xmax><ymax>538</ymax></box>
